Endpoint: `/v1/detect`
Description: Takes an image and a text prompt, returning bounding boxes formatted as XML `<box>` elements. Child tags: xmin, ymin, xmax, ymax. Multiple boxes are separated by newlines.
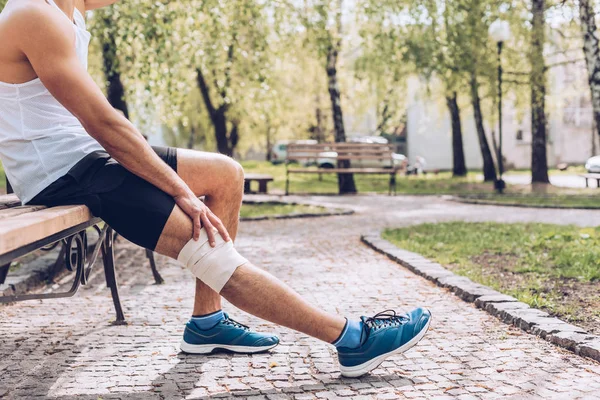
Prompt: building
<box><xmin>405</xmin><ymin>61</ymin><xmax>600</xmax><ymax>171</ymax></box>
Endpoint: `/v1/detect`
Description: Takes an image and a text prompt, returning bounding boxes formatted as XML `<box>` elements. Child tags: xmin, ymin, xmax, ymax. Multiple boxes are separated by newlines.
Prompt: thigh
<box><xmin>95</xmin><ymin>169</ymin><xmax>176</xmax><ymax>251</ymax></box>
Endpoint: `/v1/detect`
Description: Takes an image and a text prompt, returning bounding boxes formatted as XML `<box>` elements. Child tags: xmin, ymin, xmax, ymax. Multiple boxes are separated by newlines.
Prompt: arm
<box><xmin>12</xmin><ymin>5</ymin><xmax>228</xmax><ymax>244</ymax></box>
<box><xmin>84</xmin><ymin>0</ymin><xmax>118</xmax><ymax>11</ymax></box>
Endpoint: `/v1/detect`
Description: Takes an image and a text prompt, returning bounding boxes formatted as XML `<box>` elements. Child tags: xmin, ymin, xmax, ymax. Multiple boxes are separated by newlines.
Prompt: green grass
<box><xmin>383</xmin><ymin>222</ymin><xmax>600</xmax><ymax>331</ymax></box>
<box><xmin>242</xmin><ymin>161</ymin><xmax>494</xmax><ymax>195</ymax></box>
<box><xmin>458</xmin><ymin>193</ymin><xmax>600</xmax><ymax>209</ymax></box>
<box><xmin>240</xmin><ymin>202</ymin><xmax>330</xmax><ymax>218</ymax></box>
<box><xmin>506</xmin><ymin>165</ymin><xmax>587</xmax><ymax>176</ymax></box>
<box><xmin>242</xmin><ymin>161</ymin><xmax>600</xmax><ymax>200</ymax></box>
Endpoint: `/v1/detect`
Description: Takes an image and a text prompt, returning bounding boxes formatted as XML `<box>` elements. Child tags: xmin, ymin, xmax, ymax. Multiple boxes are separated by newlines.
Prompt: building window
<box><xmin>516</xmin><ymin>129</ymin><xmax>523</xmax><ymax>141</ymax></box>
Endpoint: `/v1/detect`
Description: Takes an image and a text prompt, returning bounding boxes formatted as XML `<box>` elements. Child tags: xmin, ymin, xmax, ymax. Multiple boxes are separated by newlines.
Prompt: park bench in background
<box><xmin>0</xmin><ymin>187</ymin><xmax>164</xmax><ymax>324</ymax></box>
<box><xmin>244</xmin><ymin>173</ymin><xmax>274</xmax><ymax>194</ymax></box>
<box><xmin>285</xmin><ymin>142</ymin><xmax>402</xmax><ymax>195</ymax></box>
<box><xmin>580</xmin><ymin>173</ymin><xmax>600</xmax><ymax>188</ymax></box>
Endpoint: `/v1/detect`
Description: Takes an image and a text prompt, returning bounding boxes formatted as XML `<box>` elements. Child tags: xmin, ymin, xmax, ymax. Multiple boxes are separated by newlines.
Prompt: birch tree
<box><xmin>578</xmin><ymin>0</ymin><xmax>600</xmax><ymax>141</ymax></box>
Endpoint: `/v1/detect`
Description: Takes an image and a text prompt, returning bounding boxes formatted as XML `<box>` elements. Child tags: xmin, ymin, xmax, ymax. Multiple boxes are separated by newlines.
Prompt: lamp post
<box><xmin>489</xmin><ymin>20</ymin><xmax>511</xmax><ymax>194</ymax></box>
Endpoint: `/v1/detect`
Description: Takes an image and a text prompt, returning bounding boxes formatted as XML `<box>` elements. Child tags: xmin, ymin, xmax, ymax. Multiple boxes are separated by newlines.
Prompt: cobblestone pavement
<box><xmin>2</xmin><ymin>196</ymin><xmax>600</xmax><ymax>399</ymax></box>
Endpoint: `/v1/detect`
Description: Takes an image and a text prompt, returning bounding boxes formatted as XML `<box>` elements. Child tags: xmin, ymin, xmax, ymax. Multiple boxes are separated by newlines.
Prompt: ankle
<box><xmin>190</xmin><ymin>310</ymin><xmax>224</xmax><ymax>330</ymax></box>
<box><xmin>332</xmin><ymin>319</ymin><xmax>363</xmax><ymax>349</ymax></box>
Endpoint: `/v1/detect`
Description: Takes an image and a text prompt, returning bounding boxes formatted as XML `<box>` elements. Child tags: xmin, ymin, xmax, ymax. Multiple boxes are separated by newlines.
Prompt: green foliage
<box><xmin>240</xmin><ymin>202</ymin><xmax>329</xmax><ymax>218</ymax></box>
<box><xmin>383</xmin><ymin>222</ymin><xmax>600</xmax><ymax>323</ymax></box>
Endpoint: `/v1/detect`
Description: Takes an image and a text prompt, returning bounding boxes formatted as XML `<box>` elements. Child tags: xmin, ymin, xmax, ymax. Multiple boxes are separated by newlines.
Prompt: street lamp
<box><xmin>489</xmin><ymin>19</ymin><xmax>511</xmax><ymax>194</ymax></box>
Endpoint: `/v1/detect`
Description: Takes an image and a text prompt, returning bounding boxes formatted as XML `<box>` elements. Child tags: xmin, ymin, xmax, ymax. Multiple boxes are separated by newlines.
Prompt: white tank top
<box><xmin>0</xmin><ymin>0</ymin><xmax>104</xmax><ymax>203</ymax></box>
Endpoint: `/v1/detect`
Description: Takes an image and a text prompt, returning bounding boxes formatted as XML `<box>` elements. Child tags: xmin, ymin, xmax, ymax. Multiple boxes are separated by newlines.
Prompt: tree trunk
<box><xmin>531</xmin><ymin>0</ymin><xmax>550</xmax><ymax>183</ymax></box>
<box><xmin>469</xmin><ymin>74</ymin><xmax>497</xmax><ymax>181</ymax></box>
<box><xmin>102</xmin><ymin>27</ymin><xmax>129</xmax><ymax>119</ymax></box>
<box><xmin>213</xmin><ymin>109</ymin><xmax>233</xmax><ymax>156</ymax></box>
<box><xmin>594</xmin><ymin>120</ymin><xmax>598</xmax><ymax>157</ymax></box>
<box><xmin>315</xmin><ymin>104</ymin><xmax>324</xmax><ymax>143</ymax></box>
<box><xmin>266</xmin><ymin>125</ymin><xmax>273</xmax><ymax>161</ymax></box>
<box><xmin>196</xmin><ymin>68</ymin><xmax>234</xmax><ymax>156</ymax></box>
<box><xmin>187</xmin><ymin>125</ymin><xmax>196</xmax><ymax>149</ymax></box>
<box><xmin>579</xmin><ymin>0</ymin><xmax>600</xmax><ymax>141</ymax></box>
<box><xmin>326</xmin><ymin>44</ymin><xmax>357</xmax><ymax>194</ymax></box>
<box><xmin>446</xmin><ymin>92</ymin><xmax>467</xmax><ymax>177</ymax></box>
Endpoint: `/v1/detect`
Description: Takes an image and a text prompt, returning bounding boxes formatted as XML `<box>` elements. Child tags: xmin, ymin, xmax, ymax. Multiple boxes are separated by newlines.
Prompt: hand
<box><xmin>174</xmin><ymin>190</ymin><xmax>231</xmax><ymax>246</ymax></box>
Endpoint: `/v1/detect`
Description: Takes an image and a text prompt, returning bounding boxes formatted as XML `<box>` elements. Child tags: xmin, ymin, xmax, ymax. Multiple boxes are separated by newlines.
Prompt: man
<box><xmin>0</xmin><ymin>0</ymin><xmax>431</xmax><ymax>377</ymax></box>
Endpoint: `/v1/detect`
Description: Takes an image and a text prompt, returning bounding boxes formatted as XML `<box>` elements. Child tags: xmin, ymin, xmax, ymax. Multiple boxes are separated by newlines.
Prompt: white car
<box><xmin>271</xmin><ymin>140</ymin><xmax>318</xmax><ymax>165</ymax></box>
<box><xmin>317</xmin><ymin>151</ymin><xmax>407</xmax><ymax>169</ymax></box>
<box><xmin>586</xmin><ymin>155</ymin><xmax>600</xmax><ymax>173</ymax></box>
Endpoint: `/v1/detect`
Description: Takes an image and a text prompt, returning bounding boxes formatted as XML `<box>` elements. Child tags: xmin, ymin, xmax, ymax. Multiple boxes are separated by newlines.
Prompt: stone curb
<box><xmin>360</xmin><ymin>231</ymin><xmax>600</xmax><ymax>363</ymax></box>
<box><xmin>449</xmin><ymin>196</ymin><xmax>600</xmax><ymax>210</ymax></box>
<box><xmin>241</xmin><ymin>200</ymin><xmax>354</xmax><ymax>222</ymax></box>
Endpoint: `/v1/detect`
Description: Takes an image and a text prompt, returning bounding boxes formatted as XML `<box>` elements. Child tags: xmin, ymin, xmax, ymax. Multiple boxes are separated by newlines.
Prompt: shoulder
<box><xmin>4</xmin><ymin>0</ymin><xmax>74</xmax><ymax>47</ymax></box>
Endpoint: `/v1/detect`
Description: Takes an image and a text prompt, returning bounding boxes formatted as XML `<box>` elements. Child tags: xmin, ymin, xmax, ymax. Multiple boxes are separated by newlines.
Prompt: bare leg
<box><xmin>157</xmin><ymin>150</ymin><xmax>243</xmax><ymax>316</ymax></box>
<box><xmin>154</xmin><ymin>152</ymin><xmax>346</xmax><ymax>342</ymax></box>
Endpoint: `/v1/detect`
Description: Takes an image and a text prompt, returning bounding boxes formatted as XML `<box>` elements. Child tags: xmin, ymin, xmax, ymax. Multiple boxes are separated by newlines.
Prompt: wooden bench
<box><xmin>580</xmin><ymin>173</ymin><xmax>600</xmax><ymax>188</ymax></box>
<box><xmin>285</xmin><ymin>142</ymin><xmax>402</xmax><ymax>195</ymax></box>
<box><xmin>244</xmin><ymin>173</ymin><xmax>274</xmax><ymax>194</ymax></box>
<box><xmin>0</xmin><ymin>190</ymin><xmax>164</xmax><ymax>324</ymax></box>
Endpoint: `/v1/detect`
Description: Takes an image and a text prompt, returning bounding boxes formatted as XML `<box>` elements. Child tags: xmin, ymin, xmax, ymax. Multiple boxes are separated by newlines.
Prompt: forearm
<box><xmin>84</xmin><ymin>114</ymin><xmax>191</xmax><ymax>198</ymax></box>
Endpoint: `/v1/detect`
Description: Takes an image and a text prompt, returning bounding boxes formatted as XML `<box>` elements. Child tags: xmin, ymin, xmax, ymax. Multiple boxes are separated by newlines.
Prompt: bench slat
<box><xmin>244</xmin><ymin>174</ymin><xmax>274</xmax><ymax>181</ymax></box>
<box><xmin>0</xmin><ymin>205</ymin><xmax>93</xmax><ymax>255</ymax></box>
<box><xmin>0</xmin><ymin>205</ymin><xmax>47</xmax><ymax>220</ymax></box>
<box><xmin>0</xmin><ymin>194</ymin><xmax>21</xmax><ymax>210</ymax></box>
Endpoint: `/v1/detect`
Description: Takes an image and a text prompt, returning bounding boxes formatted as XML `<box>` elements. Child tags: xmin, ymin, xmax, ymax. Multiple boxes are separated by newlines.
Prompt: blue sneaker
<box><xmin>180</xmin><ymin>313</ymin><xmax>280</xmax><ymax>354</ymax></box>
<box><xmin>337</xmin><ymin>308</ymin><xmax>432</xmax><ymax>377</ymax></box>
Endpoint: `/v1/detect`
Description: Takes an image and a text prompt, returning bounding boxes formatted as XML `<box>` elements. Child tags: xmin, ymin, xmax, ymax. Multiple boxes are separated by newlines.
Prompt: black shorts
<box><xmin>29</xmin><ymin>146</ymin><xmax>178</xmax><ymax>251</ymax></box>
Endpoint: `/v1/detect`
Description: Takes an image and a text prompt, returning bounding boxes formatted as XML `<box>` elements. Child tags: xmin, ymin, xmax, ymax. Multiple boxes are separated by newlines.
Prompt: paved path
<box><xmin>2</xmin><ymin>196</ymin><xmax>600</xmax><ymax>399</ymax></box>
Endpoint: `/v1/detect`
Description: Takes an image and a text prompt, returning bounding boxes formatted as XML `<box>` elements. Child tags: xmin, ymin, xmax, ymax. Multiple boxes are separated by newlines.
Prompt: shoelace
<box><xmin>362</xmin><ymin>310</ymin><xmax>409</xmax><ymax>332</ymax></box>
<box><xmin>222</xmin><ymin>316</ymin><xmax>250</xmax><ymax>331</ymax></box>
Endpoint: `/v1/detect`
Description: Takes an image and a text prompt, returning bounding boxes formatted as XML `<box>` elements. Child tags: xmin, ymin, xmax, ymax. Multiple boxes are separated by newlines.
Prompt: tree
<box><xmin>459</xmin><ymin>0</ymin><xmax>497</xmax><ymax>181</ymax></box>
<box><xmin>446</xmin><ymin>92</ymin><xmax>468</xmax><ymax>176</ymax></box>
<box><xmin>285</xmin><ymin>0</ymin><xmax>357</xmax><ymax>194</ymax></box>
<box><xmin>531</xmin><ymin>0</ymin><xmax>550</xmax><ymax>183</ymax></box>
<box><xmin>578</xmin><ymin>0</ymin><xmax>600</xmax><ymax>142</ymax></box>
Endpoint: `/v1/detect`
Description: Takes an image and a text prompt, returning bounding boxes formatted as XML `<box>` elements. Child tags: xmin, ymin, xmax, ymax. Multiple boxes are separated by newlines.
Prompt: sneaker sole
<box><xmin>339</xmin><ymin>313</ymin><xmax>432</xmax><ymax>378</ymax></box>
<box><xmin>180</xmin><ymin>340</ymin><xmax>279</xmax><ymax>354</ymax></box>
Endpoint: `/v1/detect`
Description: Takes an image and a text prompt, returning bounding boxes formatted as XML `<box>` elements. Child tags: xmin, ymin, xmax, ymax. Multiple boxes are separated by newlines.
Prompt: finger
<box><xmin>201</xmin><ymin>214</ymin><xmax>216</xmax><ymax>247</ymax></box>
<box><xmin>209</xmin><ymin>212</ymin><xmax>230</xmax><ymax>242</ymax></box>
<box><xmin>193</xmin><ymin>212</ymin><xmax>202</xmax><ymax>241</ymax></box>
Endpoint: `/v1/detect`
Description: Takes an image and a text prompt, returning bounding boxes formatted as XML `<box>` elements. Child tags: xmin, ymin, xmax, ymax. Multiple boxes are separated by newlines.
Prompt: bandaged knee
<box><xmin>177</xmin><ymin>228</ymin><xmax>248</xmax><ymax>293</ymax></box>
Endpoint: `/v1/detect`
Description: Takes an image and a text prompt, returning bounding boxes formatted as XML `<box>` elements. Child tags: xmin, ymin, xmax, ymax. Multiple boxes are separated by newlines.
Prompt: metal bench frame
<box><xmin>0</xmin><ymin>181</ymin><xmax>164</xmax><ymax>324</ymax></box>
<box><xmin>581</xmin><ymin>173</ymin><xmax>600</xmax><ymax>188</ymax></box>
<box><xmin>285</xmin><ymin>143</ymin><xmax>401</xmax><ymax>195</ymax></box>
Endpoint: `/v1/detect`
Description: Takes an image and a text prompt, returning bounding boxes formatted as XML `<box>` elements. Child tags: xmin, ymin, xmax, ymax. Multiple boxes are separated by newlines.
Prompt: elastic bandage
<box><xmin>177</xmin><ymin>228</ymin><xmax>248</xmax><ymax>293</ymax></box>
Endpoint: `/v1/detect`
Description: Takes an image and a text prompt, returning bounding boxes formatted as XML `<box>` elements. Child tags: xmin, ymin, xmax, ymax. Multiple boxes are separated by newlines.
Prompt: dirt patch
<box><xmin>543</xmin><ymin>279</ymin><xmax>600</xmax><ymax>335</ymax></box>
<box><xmin>445</xmin><ymin>252</ymin><xmax>600</xmax><ymax>334</ymax></box>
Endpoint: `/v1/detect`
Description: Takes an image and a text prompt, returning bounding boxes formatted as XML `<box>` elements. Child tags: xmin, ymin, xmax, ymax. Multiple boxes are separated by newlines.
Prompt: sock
<box><xmin>190</xmin><ymin>310</ymin><xmax>224</xmax><ymax>330</ymax></box>
<box><xmin>332</xmin><ymin>319</ymin><xmax>363</xmax><ymax>349</ymax></box>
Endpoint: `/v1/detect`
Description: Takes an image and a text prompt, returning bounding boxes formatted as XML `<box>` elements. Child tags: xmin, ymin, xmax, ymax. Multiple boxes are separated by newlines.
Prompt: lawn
<box><xmin>383</xmin><ymin>222</ymin><xmax>600</xmax><ymax>334</ymax></box>
<box><xmin>457</xmin><ymin>193</ymin><xmax>600</xmax><ymax>209</ymax></box>
<box><xmin>240</xmin><ymin>202</ymin><xmax>330</xmax><ymax>218</ymax></box>
<box><xmin>242</xmin><ymin>161</ymin><xmax>493</xmax><ymax>195</ymax></box>
<box><xmin>242</xmin><ymin>161</ymin><xmax>599</xmax><ymax>200</ymax></box>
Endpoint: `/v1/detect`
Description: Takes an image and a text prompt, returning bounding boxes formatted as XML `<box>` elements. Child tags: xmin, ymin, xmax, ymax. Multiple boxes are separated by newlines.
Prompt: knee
<box><xmin>218</xmin><ymin>156</ymin><xmax>245</xmax><ymax>193</ymax></box>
